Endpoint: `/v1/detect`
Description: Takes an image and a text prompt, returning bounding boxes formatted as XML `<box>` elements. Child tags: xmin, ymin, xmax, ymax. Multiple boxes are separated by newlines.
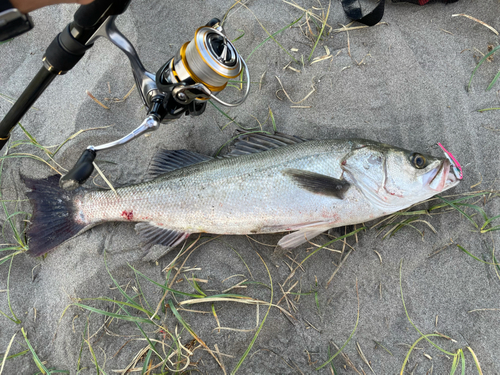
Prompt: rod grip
<box><xmin>74</xmin><ymin>0</ymin><xmax>131</xmax><ymax>28</ymax></box>
<box><xmin>59</xmin><ymin>149</ymin><xmax>96</xmax><ymax>190</ymax></box>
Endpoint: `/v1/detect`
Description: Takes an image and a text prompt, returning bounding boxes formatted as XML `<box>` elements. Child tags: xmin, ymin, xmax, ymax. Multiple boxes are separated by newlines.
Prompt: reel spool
<box><xmin>158</xmin><ymin>21</ymin><xmax>249</xmax><ymax>107</ymax></box>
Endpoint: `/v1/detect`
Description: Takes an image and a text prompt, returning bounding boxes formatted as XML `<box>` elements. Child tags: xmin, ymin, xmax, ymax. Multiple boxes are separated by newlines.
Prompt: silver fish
<box><xmin>24</xmin><ymin>132</ymin><xmax>461</xmax><ymax>257</ymax></box>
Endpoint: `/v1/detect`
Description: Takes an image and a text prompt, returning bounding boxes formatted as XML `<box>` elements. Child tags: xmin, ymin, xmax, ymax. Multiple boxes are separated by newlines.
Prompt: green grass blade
<box><xmin>78</xmin><ymin>297</ymin><xmax>158</xmax><ymax>320</ymax></box>
<box><xmin>231</xmin><ymin>252</ymin><xmax>273</xmax><ymax>374</ymax></box>
<box><xmin>299</xmin><ymin>226</ymin><xmax>365</xmax><ymax>268</ymax></box>
<box><xmin>316</xmin><ymin>280</ymin><xmax>360</xmax><ymax>370</ymax></box>
<box><xmin>134</xmin><ymin>271</ymin><xmax>153</xmax><ymax>312</ymax></box>
<box><xmin>399</xmin><ymin>334</ymin><xmax>441</xmax><ymax>375</ymax></box>
<box><xmin>5</xmin><ymin>349</ymin><xmax>29</xmax><ymax>361</ymax></box>
<box><xmin>0</xmin><ymin>332</ymin><xmax>17</xmax><ymax>374</ymax></box>
<box><xmin>477</xmin><ymin>107</ymin><xmax>500</xmax><ymax>112</ymax></box>
<box><xmin>232</xmin><ymin>29</ymin><xmax>245</xmax><ymax>43</ymax></box>
<box><xmin>21</xmin><ymin>327</ymin><xmax>50</xmax><ymax>375</ymax></box>
<box><xmin>169</xmin><ymin>300</ymin><xmax>207</xmax><ymax>349</ymax></box>
<box><xmin>450</xmin><ymin>352</ymin><xmax>459</xmax><ymax>375</ymax></box>
<box><xmin>129</xmin><ymin>264</ymin><xmax>204</xmax><ymax>298</ymax></box>
<box><xmin>467</xmin><ymin>347</ymin><xmax>483</xmax><ymax>375</ymax></box>
<box><xmin>480</xmin><ymin>214</ymin><xmax>500</xmax><ymax>231</ymax></box>
<box><xmin>141</xmin><ymin>343</ymin><xmax>155</xmax><ymax>374</ymax></box>
<box><xmin>399</xmin><ymin>261</ymin><xmax>455</xmax><ymax>356</ymax></box>
<box><xmin>104</xmin><ymin>256</ymin><xmax>145</xmax><ymax>310</ymax></box>
<box><xmin>436</xmin><ymin>196</ymin><xmax>478</xmax><ymax>229</ymax></box>
<box><xmin>308</xmin><ymin>2</ymin><xmax>330</xmax><ymax>61</ymax></box>
<box><xmin>487</xmin><ymin>69</ymin><xmax>500</xmax><ymax>91</ymax></box>
<box><xmin>73</xmin><ymin>303</ymin><xmax>154</xmax><ymax>325</ymax></box>
<box><xmin>327</xmin><ymin>345</ymin><xmax>338</xmax><ymax>375</ymax></box>
<box><xmin>468</xmin><ymin>44</ymin><xmax>500</xmax><ymax>91</ymax></box>
<box><xmin>208</xmin><ymin>101</ymin><xmax>242</xmax><ymax>130</ymax></box>
<box><xmin>456</xmin><ymin>244</ymin><xmax>500</xmax><ymax>265</ymax></box>
<box><xmin>5</xmin><ymin>256</ymin><xmax>21</xmax><ymax>324</ymax></box>
<box><xmin>460</xmin><ymin>349</ymin><xmax>466</xmax><ymax>375</ymax></box>
<box><xmin>247</xmin><ymin>15</ymin><xmax>303</xmax><ymax>62</ymax></box>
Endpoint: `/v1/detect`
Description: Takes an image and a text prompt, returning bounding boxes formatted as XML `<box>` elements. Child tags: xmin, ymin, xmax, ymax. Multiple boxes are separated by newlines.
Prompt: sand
<box><xmin>0</xmin><ymin>0</ymin><xmax>499</xmax><ymax>373</ymax></box>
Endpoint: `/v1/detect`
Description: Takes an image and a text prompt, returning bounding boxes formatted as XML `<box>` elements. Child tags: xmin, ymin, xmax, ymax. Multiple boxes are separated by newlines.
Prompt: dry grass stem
<box><xmin>222</xmin><ymin>274</ymin><xmax>246</xmax><ymax>283</ymax></box>
<box><xmin>326</xmin><ymin>249</ymin><xmax>353</xmax><ymax>287</ymax></box>
<box><xmin>356</xmin><ymin>342</ymin><xmax>374</xmax><ymax>373</ymax></box>
<box><xmin>310</xmin><ymin>55</ymin><xmax>333</xmax><ymax>65</ymax></box>
<box><xmin>246</xmin><ymin>235</ymin><xmax>276</xmax><ymax>247</ymax></box>
<box><xmin>222</xmin><ymin>279</ymin><xmax>248</xmax><ymax>293</ymax></box>
<box><xmin>275</xmin><ymin>76</ymin><xmax>316</xmax><ymax>104</ymax></box>
<box><xmin>179</xmin><ymin>296</ymin><xmax>294</xmax><ymax>319</ymax></box>
<box><xmin>331</xmin><ymin>342</ymin><xmax>362</xmax><ymax>375</ymax></box>
<box><xmin>214</xmin><ymin>344</ymin><xmax>227</xmax><ymax>375</ymax></box>
<box><xmin>259</xmin><ymin>71</ymin><xmax>267</xmax><ymax>90</ymax></box>
<box><xmin>452</xmin><ymin>14</ymin><xmax>499</xmax><ymax>35</ymax></box>
<box><xmin>308</xmin><ymin>241</ymin><xmax>341</xmax><ymax>253</ymax></box>
<box><xmin>86</xmin><ymin>90</ymin><xmax>110</xmax><ymax>109</ymax></box>
<box><xmin>468</xmin><ymin>308</ymin><xmax>500</xmax><ymax>313</ymax></box>
<box><xmin>93</xmin><ymin>162</ymin><xmax>118</xmax><ymax>196</ymax></box>
<box><xmin>440</xmin><ymin>29</ymin><xmax>453</xmax><ymax>35</ymax></box>
<box><xmin>283</xmin><ymin>0</ymin><xmax>333</xmax><ymax>30</ymax></box>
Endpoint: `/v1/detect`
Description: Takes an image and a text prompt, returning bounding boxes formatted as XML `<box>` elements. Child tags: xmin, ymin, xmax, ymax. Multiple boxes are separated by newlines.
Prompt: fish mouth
<box><xmin>424</xmin><ymin>159</ymin><xmax>459</xmax><ymax>192</ymax></box>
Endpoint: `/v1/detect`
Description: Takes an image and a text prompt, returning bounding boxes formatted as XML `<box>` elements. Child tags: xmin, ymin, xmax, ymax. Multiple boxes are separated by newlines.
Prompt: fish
<box><xmin>24</xmin><ymin>132</ymin><xmax>462</xmax><ymax>258</ymax></box>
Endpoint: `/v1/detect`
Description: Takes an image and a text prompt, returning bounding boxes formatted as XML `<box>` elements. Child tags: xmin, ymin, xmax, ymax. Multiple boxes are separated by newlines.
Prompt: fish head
<box><xmin>341</xmin><ymin>142</ymin><xmax>461</xmax><ymax>212</ymax></box>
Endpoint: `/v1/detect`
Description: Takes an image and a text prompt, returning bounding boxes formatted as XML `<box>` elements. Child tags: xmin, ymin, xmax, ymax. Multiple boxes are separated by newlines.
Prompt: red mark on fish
<box><xmin>121</xmin><ymin>210</ymin><xmax>133</xmax><ymax>220</ymax></box>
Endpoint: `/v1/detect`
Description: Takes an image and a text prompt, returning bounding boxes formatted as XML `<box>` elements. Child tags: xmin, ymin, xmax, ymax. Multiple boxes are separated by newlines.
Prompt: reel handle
<box><xmin>59</xmin><ymin>149</ymin><xmax>96</xmax><ymax>190</ymax></box>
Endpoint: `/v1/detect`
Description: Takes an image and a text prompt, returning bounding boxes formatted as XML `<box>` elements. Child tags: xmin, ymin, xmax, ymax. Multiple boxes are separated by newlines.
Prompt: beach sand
<box><xmin>0</xmin><ymin>0</ymin><xmax>499</xmax><ymax>373</ymax></box>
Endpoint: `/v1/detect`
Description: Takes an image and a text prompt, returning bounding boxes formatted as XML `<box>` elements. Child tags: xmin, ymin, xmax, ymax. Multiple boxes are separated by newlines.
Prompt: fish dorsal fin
<box><xmin>147</xmin><ymin>149</ymin><xmax>213</xmax><ymax>179</ymax></box>
<box><xmin>284</xmin><ymin>169</ymin><xmax>350</xmax><ymax>199</ymax></box>
<box><xmin>225</xmin><ymin>131</ymin><xmax>309</xmax><ymax>157</ymax></box>
<box><xmin>135</xmin><ymin>223</ymin><xmax>189</xmax><ymax>261</ymax></box>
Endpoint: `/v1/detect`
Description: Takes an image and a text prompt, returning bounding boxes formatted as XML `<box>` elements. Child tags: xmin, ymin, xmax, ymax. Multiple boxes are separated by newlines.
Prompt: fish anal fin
<box><xmin>135</xmin><ymin>223</ymin><xmax>189</xmax><ymax>261</ymax></box>
<box><xmin>284</xmin><ymin>169</ymin><xmax>350</xmax><ymax>199</ymax></box>
<box><xmin>147</xmin><ymin>149</ymin><xmax>213</xmax><ymax>179</ymax></box>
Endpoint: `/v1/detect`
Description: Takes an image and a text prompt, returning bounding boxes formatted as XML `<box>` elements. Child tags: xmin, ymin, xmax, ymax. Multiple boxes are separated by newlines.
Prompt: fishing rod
<box><xmin>0</xmin><ymin>0</ymin><xmax>250</xmax><ymax>190</ymax></box>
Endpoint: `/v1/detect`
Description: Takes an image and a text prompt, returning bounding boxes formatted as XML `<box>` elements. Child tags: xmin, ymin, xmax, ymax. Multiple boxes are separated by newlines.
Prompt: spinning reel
<box><xmin>59</xmin><ymin>17</ymin><xmax>249</xmax><ymax>190</ymax></box>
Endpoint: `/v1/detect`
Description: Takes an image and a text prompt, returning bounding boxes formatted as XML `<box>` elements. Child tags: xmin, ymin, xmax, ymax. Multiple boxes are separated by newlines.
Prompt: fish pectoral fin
<box><xmin>277</xmin><ymin>225</ymin><xmax>333</xmax><ymax>249</ymax></box>
<box><xmin>147</xmin><ymin>149</ymin><xmax>213</xmax><ymax>179</ymax></box>
<box><xmin>284</xmin><ymin>169</ymin><xmax>350</xmax><ymax>199</ymax></box>
<box><xmin>135</xmin><ymin>223</ymin><xmax>189</xmax><ymax>261</ymax></box>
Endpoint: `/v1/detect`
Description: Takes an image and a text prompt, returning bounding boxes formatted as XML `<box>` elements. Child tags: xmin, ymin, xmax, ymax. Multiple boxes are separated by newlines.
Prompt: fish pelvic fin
<box><xmin>278</xmin><ymin>225</ymin><xmax>334</xmax><ymax>249</ymax></box>
<box><xmin>135</xmin><ymin>223</ymin><xmax>189</xmax><ymax>261</ymax></box>
<box><xmin>23</xmin><ymin>175</ymin><xmax>88</xmax><ymax>257</ymax></box>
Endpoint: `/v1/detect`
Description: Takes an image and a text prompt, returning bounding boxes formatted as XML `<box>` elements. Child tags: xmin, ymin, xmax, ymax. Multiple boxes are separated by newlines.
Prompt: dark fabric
<box><xmin>0</xmin><ymin>0</ymin><xmax>14</xmax><ymax>12</ymax></box>
<box><xmin>342</xmin><ymin>0</ymin><xmax>385</xmax><ymax>26</ymax></box>
<box><xmin>391</xmin><ymin>0</ymin><xmax>459</xmax><ymax>4</ymax></box>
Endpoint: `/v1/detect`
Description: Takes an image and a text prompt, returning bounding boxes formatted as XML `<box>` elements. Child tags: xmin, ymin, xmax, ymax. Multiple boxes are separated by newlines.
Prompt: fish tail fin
<box><xmin>23</xmin><ymin>175</ymin><xmax>87</xmax><ymax>257</ymax></box>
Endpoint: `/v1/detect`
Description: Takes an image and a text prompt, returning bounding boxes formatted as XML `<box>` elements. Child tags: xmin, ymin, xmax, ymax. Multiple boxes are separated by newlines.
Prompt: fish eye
<box><xmin>410</xmin><ymin>153</ymin><xmax>427</xmax><ymax>169</ymax></box>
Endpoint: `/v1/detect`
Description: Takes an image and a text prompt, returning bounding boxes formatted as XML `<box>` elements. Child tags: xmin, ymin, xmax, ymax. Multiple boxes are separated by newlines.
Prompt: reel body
<box><xmin>156</xmin><ymin>20</ymin><xmax>249</xmax><ymax>119</ymax></box>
